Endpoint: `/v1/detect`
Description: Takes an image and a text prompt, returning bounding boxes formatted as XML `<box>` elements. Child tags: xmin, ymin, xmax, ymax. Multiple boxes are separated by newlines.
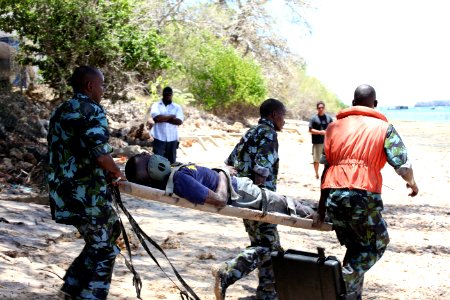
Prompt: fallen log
<box><xmin>119</xmin><ymin>181</ymin><xmax>333</xmax><ymax>232</ymax></box>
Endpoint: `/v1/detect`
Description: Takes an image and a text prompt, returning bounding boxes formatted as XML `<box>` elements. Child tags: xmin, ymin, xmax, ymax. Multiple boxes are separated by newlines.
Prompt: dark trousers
<box><xmin>326</xmin><ymin>189</ymin><xmax>389</xmax><ymax>299</ymax></box>
<box><xmin>222</xmin><ymin>220</ymin><xmax>281</xmax><ymax>299</ymax></box>
<box><xmin>153</xmin><ymin>138</ymin><xmax>178</xmax><ymax>164</ymax></box>
<box><xmin>62</xmin><ymin>218</ymin><xmax>121</xmax><ymax>300</ymax></box>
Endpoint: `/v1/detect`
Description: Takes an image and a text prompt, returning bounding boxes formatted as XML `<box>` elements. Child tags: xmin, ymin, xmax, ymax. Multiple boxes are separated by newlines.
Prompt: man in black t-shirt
<box><xmin>308</xmin><ymin>101</ymin><xmax>333</xmax><ymax>179</ymax></box>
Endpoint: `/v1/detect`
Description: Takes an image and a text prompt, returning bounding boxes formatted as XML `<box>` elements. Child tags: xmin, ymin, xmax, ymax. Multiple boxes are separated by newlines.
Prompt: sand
<box><xmin>0</xmin><ymin>120</ymin><xmax>449</xmax><ymax>300</ymax></box>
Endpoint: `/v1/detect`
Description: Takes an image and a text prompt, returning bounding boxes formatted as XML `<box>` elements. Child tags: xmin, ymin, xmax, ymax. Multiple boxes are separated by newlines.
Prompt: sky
<box><xmin>270</xmin><ymin>0</ymin><xmax>450</xmax><ymax>106</ymax></box>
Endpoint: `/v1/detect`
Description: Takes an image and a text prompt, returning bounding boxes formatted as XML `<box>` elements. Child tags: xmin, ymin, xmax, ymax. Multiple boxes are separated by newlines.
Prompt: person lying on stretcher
<box><xmin>124</xmin><ymin>153</ymin><xmax>314</xmax><ymax>218</ymax></box>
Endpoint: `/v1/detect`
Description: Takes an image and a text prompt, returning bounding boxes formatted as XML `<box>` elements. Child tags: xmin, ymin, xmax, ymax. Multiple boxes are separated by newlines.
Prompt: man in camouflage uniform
<box><xmin>212</xmin><ymin>98</ymin><xmax>286</xmax><ymax>300</ymax></box>
<box><xmin>47</xmin><ymin>66</ymin><xmax>126</xmax><ymax>299</ymax></box>
<box><xmin>315</xmin><ymin>84</ymin><xmax>419</xmax><ymax>299</ymax></box>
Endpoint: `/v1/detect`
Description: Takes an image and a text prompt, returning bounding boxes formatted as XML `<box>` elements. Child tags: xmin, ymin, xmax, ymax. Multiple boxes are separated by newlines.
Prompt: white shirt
<box><xmin>149</xmin><ymin>100</ymin><xmax>184</xmax><ymax>142</ymax></box>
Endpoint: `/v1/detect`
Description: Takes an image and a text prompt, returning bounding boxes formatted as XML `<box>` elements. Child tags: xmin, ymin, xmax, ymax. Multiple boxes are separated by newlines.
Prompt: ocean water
<box><xmin>377</xmin><ymin>106</ymin><xmax>450</xmax><ymax>122</ymax></box>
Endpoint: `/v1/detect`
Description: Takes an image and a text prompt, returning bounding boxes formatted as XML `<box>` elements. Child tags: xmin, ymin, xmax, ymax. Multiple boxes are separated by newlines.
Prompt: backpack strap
<box><xmin>211</xmin><ymin>167</ymin><xmax>240</xmax><ymax>202</ymax></box>
<box><xmin>165</xmin><ymin>163</ymin><xmax>194</xmax><ymax>196</ymax></box>
<box><xmin>110</xmin><ymin>185</ymin><xmax>200</xmax><ymax>300</ymax></box>
<box><xmin>285</xmin><ymin>197</ymin><xmax>297</xmax><ymax>217</ymax></box>
<box><xmin>259</xmin><ymin>187</ymin><xmax>268</xmax><ymax>216</ymax></box>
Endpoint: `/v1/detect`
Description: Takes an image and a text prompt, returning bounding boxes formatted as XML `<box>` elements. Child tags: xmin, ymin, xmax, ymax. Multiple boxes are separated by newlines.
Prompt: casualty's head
<box><xmin>260</xmin><ymin>98</ymin><xmax>286</xmax><ymax>132</ymax></box>
<box><xmin>352</xmin><ymin>84</ymin><xmax>378</xmax><ymax>108</ymax></box>
<box><xmin>70</xmin><ymin>66</ymin><xmax>104</xmax><ymax>103</ymax></box>
<box><xmin>125</xmin><ymin>153</ymin><xmax>171</xmax><ymax>189</ymax></box>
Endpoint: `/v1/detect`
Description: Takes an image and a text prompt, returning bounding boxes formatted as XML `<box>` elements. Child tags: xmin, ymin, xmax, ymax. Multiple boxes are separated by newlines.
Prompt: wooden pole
<box><xmin>119</xmin><ymin>181</ymin><xmax>333</xmax><ymax>232</ymax></box>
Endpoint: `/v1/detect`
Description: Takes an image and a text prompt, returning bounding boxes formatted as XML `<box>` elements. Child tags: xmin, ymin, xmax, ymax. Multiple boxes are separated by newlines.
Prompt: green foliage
<box><xmin>0</xmin><ymin>0</ymin><xmax>171</xmax><ymax>98</ymax></box>
<box><xmin>144</xmin><ymin>76</ymin><xmax>193</xmax><ymax>106</ymax></box>
<box><xmin>146</xmin><ymin>76</ymin><xmax>169</xmax><ymax>102</ymax></box>
<box><xmin>118</xmin><ymin>26</ymin><xmax>172</xmax><ymax>75</ymax></box>
<box><xmin>283</xmin><ymin>68</ymin><xmax>345</xmax><ymax>119</ymax></box>
<box><xmin>0</xmin><ymin>0</ymin><xmax>344</xmax><ymax>118</ymax></box>
<box><xmin>165</xmin><ymin>30</ymin><xmax>267</xmax><ymax>110</ymax></box>
<box><xmin>173</xmin><ymin>92</ymin><xmax>196</xmax><ymax>107</ymax></box>
<box><xmin>299</xmin><ymin>71</ymin><xmax>346</xmax><ymax>113</ymax></box>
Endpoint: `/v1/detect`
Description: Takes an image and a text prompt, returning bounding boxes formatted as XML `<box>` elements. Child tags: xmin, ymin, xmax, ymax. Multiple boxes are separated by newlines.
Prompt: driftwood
<box><xmin>119</xmin><ymin>181</ymin><xmax>333</xmax><ymax>232</ymax></box>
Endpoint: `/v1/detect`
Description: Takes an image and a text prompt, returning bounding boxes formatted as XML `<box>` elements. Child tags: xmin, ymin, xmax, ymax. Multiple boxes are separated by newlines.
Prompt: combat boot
<box><xmin>211</xmin><ymin>263</ymin><xmax>228</xmax><ymax>300</ymax></box>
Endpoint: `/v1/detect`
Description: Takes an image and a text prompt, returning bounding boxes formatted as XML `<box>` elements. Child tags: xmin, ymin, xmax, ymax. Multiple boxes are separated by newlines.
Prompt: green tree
<box><xmin>285</xmin><ymin>67</ymin><xmax>346</xmax><ymax>120</ymax></box>
<box><xmin>153</xmin><ymin>1</ymin><xmax>345</xmax><ymax>116</ymax></box>
<box><xmin>183</xmin><ymin>32</ymin><xmax>267</xmax><ymax>109</ymax></box>
<box><xmin>0</xmin><ymin>0</ymin><xmax>171</xmax><ymax>98</ymax></box>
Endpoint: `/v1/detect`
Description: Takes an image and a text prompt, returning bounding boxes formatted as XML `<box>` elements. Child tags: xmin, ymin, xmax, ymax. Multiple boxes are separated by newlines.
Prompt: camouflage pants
<box><xmin>222</xmin><ymin>220</ymin><xmax>281</xmax><ymax>300</ymax></box>
<box><xmin>62</xmin><ymin>211</ymin><xmax>121</xmax><ymax>300</ymax></box>
<box><xmin>326</xmin><ymin>189</ymin><xmax>390</xmax><ymax>298</ymax></box>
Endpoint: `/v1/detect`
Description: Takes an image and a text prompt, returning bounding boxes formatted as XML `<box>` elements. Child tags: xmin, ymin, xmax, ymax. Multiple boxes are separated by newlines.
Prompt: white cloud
<box><xmin>276</xmin><ymin>0</ymin><xmax>450</xmax><ymax>105</ymax></box>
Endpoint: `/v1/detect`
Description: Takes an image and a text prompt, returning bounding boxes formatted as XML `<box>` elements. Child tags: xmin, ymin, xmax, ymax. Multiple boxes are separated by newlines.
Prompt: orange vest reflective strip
<box><xmin>321</xmin><ymin>106</ymin><xmax>389</xmax><ymax>193</ymax></box>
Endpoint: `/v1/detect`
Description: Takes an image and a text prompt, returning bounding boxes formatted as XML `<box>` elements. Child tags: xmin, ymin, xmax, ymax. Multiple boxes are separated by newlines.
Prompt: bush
<box><xmin>164</xmin><ymin>30</ymin><xmax>267</xmax><ymax>110</ymax></box>
<box><xmin>284</xmin><ymin>68</ymin><xmax>346</xmax><ymax>120</ymax></box>
<box><xmin>0</xmin><ymin>0</ymin><xmax>171</xmax><ymax>99</ymax></box>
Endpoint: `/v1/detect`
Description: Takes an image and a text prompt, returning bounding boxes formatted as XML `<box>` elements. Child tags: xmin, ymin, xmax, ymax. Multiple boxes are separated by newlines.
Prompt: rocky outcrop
<box><xmin>0</xmin><ymin>93</ymin><xmax>252</xmax><ymax>190</ymax></box>
<box><xmin>0</xmin><ymin>41</ymin><xmax>16</xmax><ymax>91</ymax></box>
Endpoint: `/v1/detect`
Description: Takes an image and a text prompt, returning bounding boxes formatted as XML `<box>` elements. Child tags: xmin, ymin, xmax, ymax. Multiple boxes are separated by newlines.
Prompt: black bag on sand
<box><xmin>271</xmin><ymin>247</ymin><xmax>357</xmax><ymax>300</ymax></box>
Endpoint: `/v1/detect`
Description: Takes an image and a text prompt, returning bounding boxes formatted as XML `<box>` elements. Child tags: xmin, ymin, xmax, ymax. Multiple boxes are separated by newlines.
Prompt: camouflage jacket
<box><xmin>47</xmin><ymin>93</ymin><xmax>114</xmax><ymax>225</ymax></box>
<box><xmin>384</xmin><ymin>125</ymin><xmax>410</xmax><ymax>171</ymax></box>
<box><xmin>225</xmin><ymin>118</ymin><xmax>279</xmax><ymax>192</ymax></box>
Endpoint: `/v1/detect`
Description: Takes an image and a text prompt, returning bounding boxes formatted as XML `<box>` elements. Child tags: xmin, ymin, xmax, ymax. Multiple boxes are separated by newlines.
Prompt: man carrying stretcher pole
<box><xmin>124</xmin><ymin>152</ymin><xmax>316</xmax><ymax>220</ymax></box>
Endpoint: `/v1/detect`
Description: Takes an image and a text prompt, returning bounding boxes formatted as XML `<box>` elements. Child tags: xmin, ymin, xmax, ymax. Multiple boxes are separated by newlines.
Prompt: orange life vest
<box><xmin>321</xmin><ymin>106</ymin><xmax>389</xmax><ymax>193</ymax></box>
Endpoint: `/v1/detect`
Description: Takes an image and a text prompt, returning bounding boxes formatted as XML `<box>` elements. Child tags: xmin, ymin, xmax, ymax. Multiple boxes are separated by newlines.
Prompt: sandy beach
<box><xmin>0</xmin><ymin>119</ymin><xmax>449</xmax><ymax>300</ymax></box>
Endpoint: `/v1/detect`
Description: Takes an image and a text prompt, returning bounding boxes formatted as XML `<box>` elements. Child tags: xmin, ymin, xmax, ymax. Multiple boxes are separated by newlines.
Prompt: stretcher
<box><xmin>118</xmin><ymin>181</ymin><xmax>333</xmax><ymax>231</ymax></box>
